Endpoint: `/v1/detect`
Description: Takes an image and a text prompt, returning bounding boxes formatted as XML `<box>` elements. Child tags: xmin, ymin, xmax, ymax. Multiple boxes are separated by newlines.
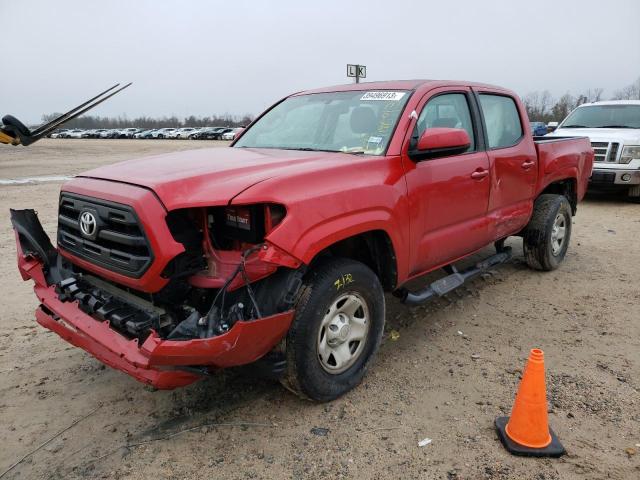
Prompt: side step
<box><xmin>397</xmin><ymin>247</ymin><xmax>512</xmax><ymax>306</ymax></box>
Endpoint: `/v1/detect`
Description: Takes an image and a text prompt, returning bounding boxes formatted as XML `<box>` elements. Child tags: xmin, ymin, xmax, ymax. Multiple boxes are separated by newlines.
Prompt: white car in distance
<box><xmin>221</xmin><ymin>127</ymin><xmax>244</xmax><ymax>141</ymax></box>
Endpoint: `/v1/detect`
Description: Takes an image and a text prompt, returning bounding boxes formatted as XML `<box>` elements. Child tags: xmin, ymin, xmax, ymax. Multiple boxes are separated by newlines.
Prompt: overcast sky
<box><xmin>1</xmin><ymin>0</ymin><xmax>639</xmax><ymax>124</ymax></box>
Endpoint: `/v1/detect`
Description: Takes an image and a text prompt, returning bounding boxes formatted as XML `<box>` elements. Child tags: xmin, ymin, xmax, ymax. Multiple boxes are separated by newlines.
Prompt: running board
<box><xmin>397</xmin><ymin>247</ymin><xmax>512</xmax><ymax>306</ymax></box>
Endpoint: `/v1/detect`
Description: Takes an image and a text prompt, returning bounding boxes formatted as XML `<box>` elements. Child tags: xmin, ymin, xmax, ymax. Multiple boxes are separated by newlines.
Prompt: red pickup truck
<box><xmin>11</xmin><ymin>80</ymin><xmax>593</xmax><ymax>401</ymax></box>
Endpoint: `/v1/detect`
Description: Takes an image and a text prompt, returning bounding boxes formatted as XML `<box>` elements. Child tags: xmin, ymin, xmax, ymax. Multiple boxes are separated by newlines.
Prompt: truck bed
<box><xmin>533</xmin><ymin>135</ymin><xmax>594</xmax><ymax>202</ymax></box>
<box><xmin>533</xmin><ymin>135</ymin><xmax>589</xmax><ymax>143</ymax></box>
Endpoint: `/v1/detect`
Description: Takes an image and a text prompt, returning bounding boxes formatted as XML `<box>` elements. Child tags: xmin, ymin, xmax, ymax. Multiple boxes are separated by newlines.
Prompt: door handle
<box><xmin>471</xmin><ymin>169</ymin><xmax>489</xmax><ymax>180</ymax></box>
<box><xmin>522</xmin><ymin>160</ymin><xmax>535</xmax><ymax>169</ymax></box>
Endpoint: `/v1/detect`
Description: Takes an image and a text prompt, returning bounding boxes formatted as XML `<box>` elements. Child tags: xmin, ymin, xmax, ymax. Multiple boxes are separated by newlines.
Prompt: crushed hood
<box><xmin>80</xmin><ymin>147</ymin><xmax>363</xmax><ymax>210</ymax></box>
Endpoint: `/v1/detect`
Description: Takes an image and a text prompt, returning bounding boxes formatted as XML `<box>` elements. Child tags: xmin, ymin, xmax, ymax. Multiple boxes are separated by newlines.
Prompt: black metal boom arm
<box><xmin>0</xmin><ymin>83</ymin><xmax>132</xmax><ymax>146</ymax></box>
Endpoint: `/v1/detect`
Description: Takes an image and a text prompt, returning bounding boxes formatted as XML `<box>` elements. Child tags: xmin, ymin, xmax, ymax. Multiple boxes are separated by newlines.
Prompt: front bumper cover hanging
<box><xmin>10</xmin><ymin>209</ymin><xmax>294</xmax><ymax>389</ymax></box>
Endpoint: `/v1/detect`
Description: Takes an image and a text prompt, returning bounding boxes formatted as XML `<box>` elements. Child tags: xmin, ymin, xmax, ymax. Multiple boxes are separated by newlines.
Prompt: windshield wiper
<box><xmin>293</xmin><ymin>147</ymin><xmax>368</xmax><ymax>155</ymax></box>
<box><xmin>280</xmin><ymin>147</ymin><xmax>343</xmax><ymax>153</ymax></box>
<box><xmin>596</xmin><ymin>125</ymin><xmax>636</xmax><ymax>129</ymax></box>
<box><xmin>561</xmin><ymin>125</ymin><xmax>587</xmax><ymax>128</ymax></box>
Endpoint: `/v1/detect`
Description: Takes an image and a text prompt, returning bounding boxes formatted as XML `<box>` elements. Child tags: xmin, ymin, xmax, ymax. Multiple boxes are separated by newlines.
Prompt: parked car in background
<box><xmin>550</xmin><ymin>100</ymin><xmax>640</xmax><ymax>200</ymax></box>
<box><xmin>118</xmin><ymin>128</ymin><xmax>141</xmax><ymax>139</ymax></box>
<box><xmin>151</xmin><ymin>128</ymin><xmax>176</xmax><ymax>139</ymax></box>
<box><xmin>67</xmin><ymin>129</ymin><xmax>85</xmax><ymax>139</ymax></box>
<box><xmin>530</xmin><ymin>122</ymin><xmax>547</xmax><ymax>136</ymax></box>
<box><xmin>176</xmin><ymin>127</ymin><xmax>197</xmax><ymax>139</ymax></box>
<box><xmin>134</xmin><ymin>129</ymin><xmax>156</xmax><ymax>139</ymax></box>
<box><xmin>56</xmin><ymin>129</ymin><xmax>69</xmax><ymax>138</ymax></box>
<box><xmin>188</xmin><ymin>128</ymin><xmax>206</xmax><ymax>139</ymax></box>
<box><xmin>164</xmin><ymin>129</ymin><xmax>181</xmax><ymax>139</ymax></box>
<box><xmin>193</xmin><ymin>127</ymin><xmax>225</xmax><ymax>139</ymax></box>
<box><xmin>99</xmin><ymin>129</ymin><xmax>119</xmax><ymax>139</ymax></box>
<box><xmin>93</xmin><ymin>129</ymin><xmax>109</xmax><ymax>138</ymax></box>
<box><xmin>221</xmin><ymin>127</ymin><xmax>244</xmax><ymax>140</ymax></box>
<box><xmin>547</xmin><ymin>121</ymin><xmax>559</xmax><ymax>133</ymax></box>
<box><xmin>81</xmin><ymin>129</ymin><xmax>108</xmax><ymax>138</ymax></box>
<box><xmin>50</xmin><ymin>129</ymin><xmax>70</xmax><ymax>138</ymax></box>
<box><xmin>208</xmin><ymin>127</ymin><xmax>234</xmax><ymax>140</ymax></box>
<box><xmin>187</xmin><ymin>128</ymin><xmax>210</xmax><ymax>139</ymax></box>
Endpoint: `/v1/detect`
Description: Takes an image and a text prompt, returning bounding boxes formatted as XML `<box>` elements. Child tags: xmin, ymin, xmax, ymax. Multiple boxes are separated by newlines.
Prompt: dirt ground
<box><xmin>0</xmin><ymin>139</ymin><xmax>638</xmax><ymax>480</ymax></box>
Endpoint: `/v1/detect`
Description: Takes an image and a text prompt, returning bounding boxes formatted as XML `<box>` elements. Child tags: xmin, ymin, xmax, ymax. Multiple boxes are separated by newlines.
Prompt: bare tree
<box><xmin>523</xmin><ymin>90</ymin><xmax>554</xmax><ymax>122</ymax></box>
<box><xmin>581</xmin><ymin>88</ymin><xmax>604</xmax><ymax>103</ymax></box>
<box><xmin>612</xmin><ymin>76</ymin><xmax>640</xmax><ymax>100</ymax></box>
<box><xmin>550</xmin><ymin>93</ymin><xmax>577</xmax><ymax>122</ymax></box>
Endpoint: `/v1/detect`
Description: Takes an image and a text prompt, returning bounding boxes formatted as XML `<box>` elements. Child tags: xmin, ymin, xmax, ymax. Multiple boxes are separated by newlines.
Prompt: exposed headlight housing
<box><xmin>620</xmin><ymin>145</ymin><xmax>640</xmax><ymax>164</ymax></box>
<box><xmin>207</xmin><ymin>204</ymin><xmax>287</xmax><ymax>248</ymax></box>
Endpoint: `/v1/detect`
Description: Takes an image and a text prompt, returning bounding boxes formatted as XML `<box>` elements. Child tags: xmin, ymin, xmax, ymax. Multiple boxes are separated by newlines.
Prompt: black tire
<box><xmin>627</xmin><ymin>186</ymin><xmax>640</xmax><ymax>203</ymax></box>
<box><xmin>281</xmin><ymin>258</ymin><xmax>385</xmax><ymax>401</ymax></box>
<box><xmin>523</xmin><ymin>194</ymin><xmax>572</xmax><ymax>271</ymax></box>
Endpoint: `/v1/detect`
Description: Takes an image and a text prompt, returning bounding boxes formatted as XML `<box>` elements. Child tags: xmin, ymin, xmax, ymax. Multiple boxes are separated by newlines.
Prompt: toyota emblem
<box><xmin>79</xmin><ymin>211</ymin><xmax>97</xmax><ymax>237</ymax></box>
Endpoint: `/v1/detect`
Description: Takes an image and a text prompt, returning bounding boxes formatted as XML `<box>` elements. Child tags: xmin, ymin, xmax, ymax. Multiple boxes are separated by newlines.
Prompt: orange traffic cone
<box><xmin>495</xmin><ymin>348</ymin><xmax>565</xmax><ymax>457</ymax></box>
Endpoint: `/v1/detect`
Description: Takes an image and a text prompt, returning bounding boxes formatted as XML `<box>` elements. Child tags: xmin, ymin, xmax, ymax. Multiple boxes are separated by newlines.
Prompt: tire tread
<box><xmin>523</xmin><ymin>194</ymin><xmax>572</xmax><ymax>271</ymax></box>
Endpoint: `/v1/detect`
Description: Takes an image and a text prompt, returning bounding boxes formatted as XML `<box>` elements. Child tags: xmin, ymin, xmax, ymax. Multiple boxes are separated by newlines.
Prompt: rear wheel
<box><xmin>523</xmin><ymin>194</ymin><xmax>572</xmax><ymax>271</ymax></box>
<box><xmin>281</xmin><ymin>258</ymin><xmax>385</xmax><ymax>401</ymax></box>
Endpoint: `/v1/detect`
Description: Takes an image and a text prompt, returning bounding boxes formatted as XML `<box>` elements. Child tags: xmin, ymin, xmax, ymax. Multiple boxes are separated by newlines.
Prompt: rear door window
<box><xmin>478</xmin><ymin>94</ymin><xmax>523</xmax><ymax>149</ymax></box>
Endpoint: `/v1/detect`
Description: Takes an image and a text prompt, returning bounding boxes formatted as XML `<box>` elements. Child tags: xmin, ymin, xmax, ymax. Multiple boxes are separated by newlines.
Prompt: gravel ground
<box><xmin>0</xmin><ymin>139</ymin><xmax>638</xmax><ymax>479</ymax></box>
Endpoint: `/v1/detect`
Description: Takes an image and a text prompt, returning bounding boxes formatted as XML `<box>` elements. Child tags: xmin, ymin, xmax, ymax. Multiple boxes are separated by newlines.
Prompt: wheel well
<box><xmin>312</xmin><ymin>230</ymin><xmax>398</xmax><ymax>291</ymax></box>
<box><xmin>540</xmin><ymin>178</ymin><xmax>577</xmax><ymax>214</ymax></box>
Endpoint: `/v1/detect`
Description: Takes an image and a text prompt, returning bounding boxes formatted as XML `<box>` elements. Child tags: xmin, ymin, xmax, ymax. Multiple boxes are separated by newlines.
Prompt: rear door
<box><xmin>402</xmin><ymin>87</ymin><xmax>492</xmax><ymax>275</ymax></box>
<box><xmin>473</xmin><ymin>90</ymin><xmax>538</xmax><ymax>239</ymax></box>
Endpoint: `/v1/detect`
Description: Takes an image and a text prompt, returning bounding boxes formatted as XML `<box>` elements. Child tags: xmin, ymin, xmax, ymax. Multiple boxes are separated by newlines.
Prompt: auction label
<box><xmin>361</xmin><ymin>91</ymin><xmax>406</xmax><ymax>101</ymax></box>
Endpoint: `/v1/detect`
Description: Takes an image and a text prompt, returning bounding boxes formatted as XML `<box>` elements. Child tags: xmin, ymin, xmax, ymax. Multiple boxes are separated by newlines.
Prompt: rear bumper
<box><xmin>11</xmin><ymin>209</ymin><xmax>294</xmax><ymax>390</ymax></box>
<box><xmin>590</xmin><ymin>167</ymin><xmax>640</xmax><ymax>186</ymax></box>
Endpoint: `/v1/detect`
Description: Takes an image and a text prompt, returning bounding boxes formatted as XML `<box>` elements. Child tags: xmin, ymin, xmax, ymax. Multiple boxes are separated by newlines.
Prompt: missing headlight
<box><xmin>208</xmin><ymin>204</ymin><xmax>286</xmax><ymax>249</ymax></box>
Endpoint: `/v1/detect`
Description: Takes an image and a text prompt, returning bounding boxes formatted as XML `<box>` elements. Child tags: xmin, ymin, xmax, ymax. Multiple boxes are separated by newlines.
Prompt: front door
<box><xmin>402</xmin><ymin>88</ymin><xmax>492</xmax><ymax>276</ymax></box>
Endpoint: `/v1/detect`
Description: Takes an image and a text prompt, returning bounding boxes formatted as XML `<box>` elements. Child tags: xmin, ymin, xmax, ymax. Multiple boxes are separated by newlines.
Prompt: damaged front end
<box><xmin>10</xmin><ymin>207</ymin><xmax>301</xmax><ymax>389</ymax></box>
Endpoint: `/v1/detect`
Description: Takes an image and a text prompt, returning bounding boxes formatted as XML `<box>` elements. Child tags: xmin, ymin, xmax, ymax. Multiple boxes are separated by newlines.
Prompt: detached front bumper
<box><xmin>11</xmin><ymin>209</ymin><xmax>294</xmax><ymax>390</ymax></box>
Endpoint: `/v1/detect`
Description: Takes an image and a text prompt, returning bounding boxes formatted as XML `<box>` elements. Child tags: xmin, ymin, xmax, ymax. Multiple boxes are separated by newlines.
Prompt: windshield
<box><xmin>561</xmin><ymin>104</ymin><xmax>640</xmax><ymax>129</ymax></box>
<box><xmin>234</xmin><ymin>90</ymin><xmax>410</xmax><ymax>154</ymax></box>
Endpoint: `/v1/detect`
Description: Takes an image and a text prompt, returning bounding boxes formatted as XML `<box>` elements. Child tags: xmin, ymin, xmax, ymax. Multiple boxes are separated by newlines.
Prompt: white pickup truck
<box><xmin>551</xmin><ymin>100</ymin><xmax>640</xmax><ymax>199</ymax></box>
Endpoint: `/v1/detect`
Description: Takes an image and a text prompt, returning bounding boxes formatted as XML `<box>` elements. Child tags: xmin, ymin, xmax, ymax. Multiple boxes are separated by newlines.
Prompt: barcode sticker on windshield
<box><xmin>360</xmin><ymin>91</ymin><xmax>406</xmax><ymax>101</ymax></box>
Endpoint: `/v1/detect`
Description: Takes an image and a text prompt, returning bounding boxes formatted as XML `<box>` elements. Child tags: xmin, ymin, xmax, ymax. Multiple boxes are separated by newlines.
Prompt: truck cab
<box><xmin>551</xmin><ymin>100</ymin><xmax>640</xmax><ymax>199</ymax></box>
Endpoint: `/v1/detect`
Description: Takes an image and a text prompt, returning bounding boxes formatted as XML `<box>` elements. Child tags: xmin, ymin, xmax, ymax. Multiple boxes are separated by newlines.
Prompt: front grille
<box><xmin>57</xmin><ymin>193</ymin><xmax>153</xmax><ymax>278</ymax></box>
<box><xmin>590</xmin><ymin>141</ymin><xmax>620</xmax><ymax>163</ymax></box>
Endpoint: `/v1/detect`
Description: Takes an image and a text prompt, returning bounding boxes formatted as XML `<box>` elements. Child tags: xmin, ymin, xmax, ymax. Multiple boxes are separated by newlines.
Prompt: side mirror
<box><xmin>410</xmin><ymin>128</ymin><xmax>471</xmax><ymax>160</ymax></box>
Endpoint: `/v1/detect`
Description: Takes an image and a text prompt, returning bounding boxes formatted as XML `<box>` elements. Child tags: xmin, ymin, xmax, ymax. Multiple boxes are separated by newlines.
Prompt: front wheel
<box><xmin>281</xmin><ymin>258</ymin><xmax>385</xmax><ymax>401</ymax></box>
<box><xmin>523</xmin><ymin>194</ymin><xmax>573</xmax><ymax>271</ymax></box>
